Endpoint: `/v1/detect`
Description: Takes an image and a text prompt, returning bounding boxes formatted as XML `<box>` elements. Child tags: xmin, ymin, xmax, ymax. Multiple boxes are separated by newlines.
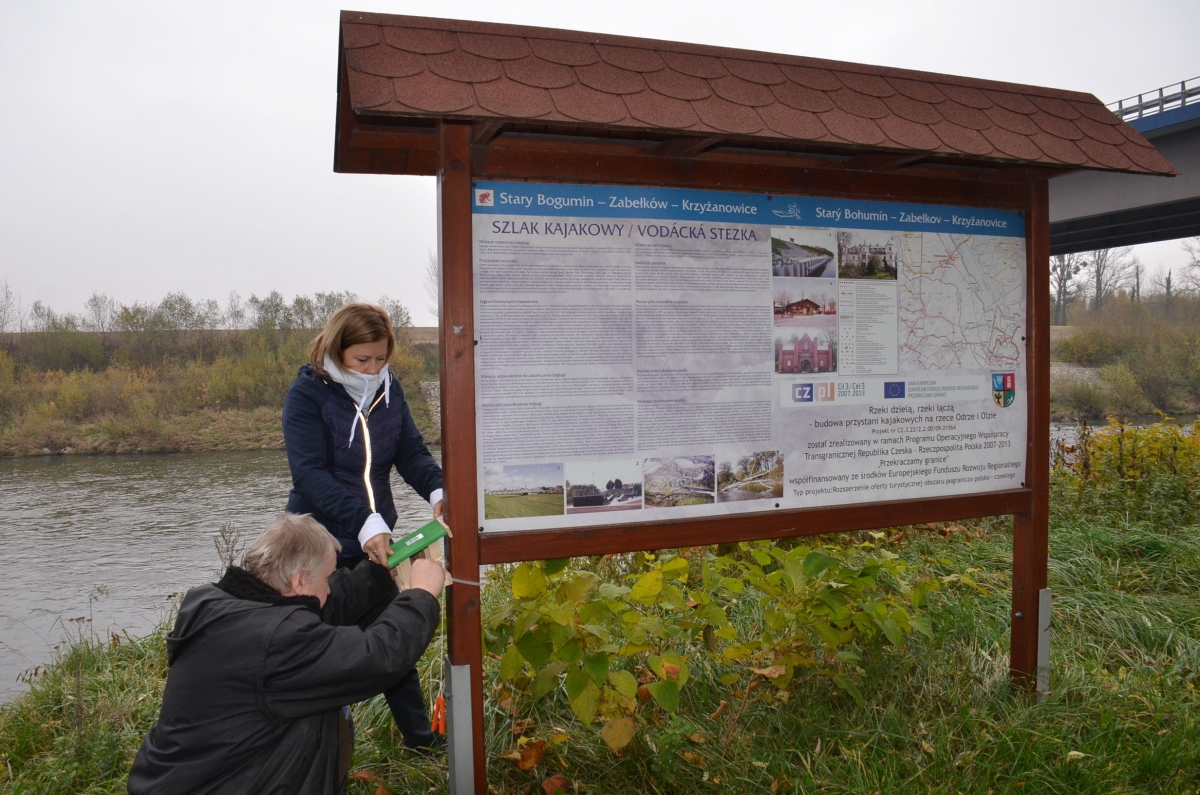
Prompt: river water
<box><xmin>0</xmin><ymin>451</ymin><xmax>438</xmax><ymax>701</ymax></box>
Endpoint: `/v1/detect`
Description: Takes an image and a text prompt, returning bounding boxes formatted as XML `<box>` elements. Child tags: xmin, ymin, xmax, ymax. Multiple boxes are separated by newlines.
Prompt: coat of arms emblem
<box><xmin>992</xmin><ymin>372</ymin><xmax>1015</xmax><ymax>408</ymax></box>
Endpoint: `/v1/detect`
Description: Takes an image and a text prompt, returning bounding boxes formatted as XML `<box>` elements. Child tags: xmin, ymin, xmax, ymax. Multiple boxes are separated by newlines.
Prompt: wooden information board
<box><xmin>328</xmin><ymin>13</ymin><xmax>1173</xmax><ymax>790</ymax></box>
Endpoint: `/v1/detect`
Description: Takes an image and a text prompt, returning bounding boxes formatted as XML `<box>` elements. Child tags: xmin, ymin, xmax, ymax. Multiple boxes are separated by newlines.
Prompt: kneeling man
<box><xmin>128</xmin><ymin>513</ymin><xmax>444</xmax><ymax>794</ymax></box>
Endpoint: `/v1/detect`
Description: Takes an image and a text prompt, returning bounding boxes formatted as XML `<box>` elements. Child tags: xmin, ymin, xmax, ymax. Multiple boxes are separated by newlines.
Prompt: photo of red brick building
<box><xmin>777</xmin><ymin>333</ymin><xmax>833</xmax><ymax>373</ymax></box>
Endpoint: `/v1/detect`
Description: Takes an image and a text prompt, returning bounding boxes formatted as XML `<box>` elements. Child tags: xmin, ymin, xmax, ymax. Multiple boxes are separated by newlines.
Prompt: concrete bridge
<box><xmin>1050</xmin><ymin>76</ymin><xmax>1199</xmax><ymax>254</ymax></box>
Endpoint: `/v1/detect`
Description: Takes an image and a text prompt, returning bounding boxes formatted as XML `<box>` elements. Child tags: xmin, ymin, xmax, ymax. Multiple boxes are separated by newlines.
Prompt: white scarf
<box><xmin>323</xmin><ymin>354</ymin><xmax>390</xmax><ymax>443</ymax></box>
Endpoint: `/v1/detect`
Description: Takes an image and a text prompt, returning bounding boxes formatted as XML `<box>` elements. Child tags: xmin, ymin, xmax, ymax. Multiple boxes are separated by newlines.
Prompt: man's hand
<box><xmin>363</xmin><ymin>534</ymin><xmax>392</xmax><ymax>566</ymax></box>
<box><xmin>410</xmin><ymin>558</ymin><xmax>446</xmax><ymax>598</ymax></box>
<box><xmin>432</xmin><ymin>499</ymin><xmax>444</xmax><ymax>520</ymax></box>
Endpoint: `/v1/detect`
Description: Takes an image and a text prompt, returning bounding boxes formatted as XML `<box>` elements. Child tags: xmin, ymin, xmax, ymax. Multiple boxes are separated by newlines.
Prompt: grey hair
<box><xmin>242</xmin><ymin>513</ymin><xmax>341</xmax><ymax>593</ymax></box>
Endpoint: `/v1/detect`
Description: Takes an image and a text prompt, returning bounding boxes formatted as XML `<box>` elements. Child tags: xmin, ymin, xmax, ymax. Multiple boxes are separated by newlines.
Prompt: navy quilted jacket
<box><xmin>282</xmin><ymin>364</ymin><xmax>442</xmax><ymax>564</ymax></box>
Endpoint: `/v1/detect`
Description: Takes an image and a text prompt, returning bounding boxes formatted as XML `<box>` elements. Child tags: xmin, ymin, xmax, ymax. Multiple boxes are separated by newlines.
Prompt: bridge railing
<box><xmin>1108</xmin><ymin>76</ymin><xmax>1200</xmax><ymax>122</ymax></box>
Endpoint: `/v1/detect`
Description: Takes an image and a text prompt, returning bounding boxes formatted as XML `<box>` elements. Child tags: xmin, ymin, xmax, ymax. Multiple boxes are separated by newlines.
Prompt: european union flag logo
<box><xmin>883</xmin><ymin>381</ymin><xmax>905</xmax><ymax>399</ymax></box>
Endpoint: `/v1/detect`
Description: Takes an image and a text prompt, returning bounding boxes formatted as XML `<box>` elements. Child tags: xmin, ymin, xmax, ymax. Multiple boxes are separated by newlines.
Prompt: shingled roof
<box><xmin>338</xmin><ymin>12</ymin><xmax>1174</xmax><ymax>176</ymax></box>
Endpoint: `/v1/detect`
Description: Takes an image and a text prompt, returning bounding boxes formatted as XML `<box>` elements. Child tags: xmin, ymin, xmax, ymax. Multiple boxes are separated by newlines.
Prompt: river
<box><xmin>0</xmin><ymin>451</ymin><xmax>439</xmax><ymax>701</ymax></box>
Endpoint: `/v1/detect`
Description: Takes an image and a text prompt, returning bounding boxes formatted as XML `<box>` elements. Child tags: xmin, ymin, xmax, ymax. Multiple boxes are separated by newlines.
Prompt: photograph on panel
<box><xmin>773</xmin><ymin>278</ymin><xmax>838</xmax><ymax>328</ymax></box>
<box><xmin>717</xmin><ymin>451</ymin><xmax>784</xmax><ymax>502</ymax></box>
<box><xmin>564</xmin><ymin>460</ymin><xmax>643</xmax><ymax>514</ymax></box>
<box><xmin>483</xmin><ymin>463</ymin><xmax>565</xmax><ymax>520</ymax></box>
<box><xmin>837</xmin><ymin>230</ymin><xmax>900</xmax><ymax>280</ymax></box>
<box><xmin>643</xmin><ymin>455</ymin><xmax>716</xmax><ymax>508</ymax></box>
<box><xmin>775</xmin><ymin>328</ymin><xmax>838</xmax><ymax>374</ymax></box>
<box><xmin>771</xmin><ymin>227</ymin><xmax>837</xmax><ymax>278</ymax></box>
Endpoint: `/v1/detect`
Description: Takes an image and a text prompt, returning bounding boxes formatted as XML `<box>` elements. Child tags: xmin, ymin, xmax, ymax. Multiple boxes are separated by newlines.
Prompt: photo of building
<box><xmin>837</xmin><ymin>230</ymin><xmax>899</xmax><ymax>280</ymax></box>
<box><xmin>775</xmin><ymin>329</ymin><xmax>837</xmax><ymax>374</ymax></box>
<box><xmin>774</xmin><ymin>278</ymin><xmax>838</xmax><ymax>327</ymax></box>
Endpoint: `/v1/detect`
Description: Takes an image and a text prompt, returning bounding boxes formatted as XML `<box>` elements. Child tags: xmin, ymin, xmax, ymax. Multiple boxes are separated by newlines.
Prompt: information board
<box><xmin>472</xmin><ymin>181</ymin><xmax>1027</xmax><ymax>533</ymax></box>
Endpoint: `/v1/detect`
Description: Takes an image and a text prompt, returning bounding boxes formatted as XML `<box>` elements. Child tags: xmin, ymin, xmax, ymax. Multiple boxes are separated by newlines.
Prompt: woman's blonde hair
<box><xmin>309</xmin><ymin>303</ymin><xmax>395</xmax><ymax>374</ymax></box>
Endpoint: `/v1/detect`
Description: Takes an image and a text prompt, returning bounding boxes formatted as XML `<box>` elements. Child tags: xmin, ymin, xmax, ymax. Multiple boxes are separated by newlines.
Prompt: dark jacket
<box><xmin>128</xmin><ymin>562</ymin><xmax>439</xmax><ymax>795</ymax></box>
<box><xmin>283</xmin><ymin>364</ymin><xmax>442</xmax><ymax>564</ymax></box>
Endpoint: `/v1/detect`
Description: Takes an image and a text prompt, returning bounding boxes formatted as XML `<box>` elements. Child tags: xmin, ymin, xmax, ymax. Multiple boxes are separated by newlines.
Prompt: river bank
<box><xmin>0</xmin><ymin>383</ymin><xmax>441</xmax><ymax>456</ymax></box>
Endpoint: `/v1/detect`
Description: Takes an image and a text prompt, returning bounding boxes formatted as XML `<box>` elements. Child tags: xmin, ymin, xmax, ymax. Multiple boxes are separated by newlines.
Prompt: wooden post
<box><xmin>1011</xmin><ymin>180</ymin><xmax>1051</xmax><ymax>687</ymax></box>
<box><xmin>437</xmin><ymin>120</ymin><xmax>487</xmax><ymax>793</ymax></box>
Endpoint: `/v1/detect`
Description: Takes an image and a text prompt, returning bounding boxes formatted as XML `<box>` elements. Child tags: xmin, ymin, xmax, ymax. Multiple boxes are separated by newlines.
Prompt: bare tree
<box><xmin>377</xmin><ymin>296</ymin><xmax>413</xmax><ymax>342</ymax></box>
<box><xmin>1083</xmin><ymin>247</ymin><xmax>1133</xmax><ymax>312</ymax></box>
<box><xmin>0</xmin><ymin>280</ymin><xmax>18</xmax><ymax>334</ymax></box>
<box><xmin>773</xmin><ymin>288</ymin><xmax>792</xmax><ymax>312</ymax></box>
<box><xmin>423</xmin><ymin>250</ymin><xmax>439</xmax><ymax>321</ymax></box>
<box><xmin>1129</xmin><ymin>257</ymin><xmax>1145</xmax><ymax>303</ymax></box>
<box><xmin>1184</xmin><ymin>237</ymin><xmax>1200</xmax><ymax>291</ymax></box>
<box><xmin>1150</xmin><ymin>268</ymin><xmax>1176</xmax><ymax>303</ymax></box>
<box><xmin>83</xmin><ymin>292</ymin><xmax>118</xmax><ymax>334</ymax></box>
<box><xmin>226</xmin><ymin>292</ymin><xmax>246</xmax><ymax>330</ymax></box>
<box><xmin>1049</xmin><ymin>253</ymin><xmax>1082</xmax><ymax>325</ymax></box>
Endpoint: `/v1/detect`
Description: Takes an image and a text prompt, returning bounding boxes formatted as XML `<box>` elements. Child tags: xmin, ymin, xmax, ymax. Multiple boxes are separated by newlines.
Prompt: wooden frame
<box><xmin>434</xmin><ymin>117</ymin><xmax>1051</xmax><ymax>792</ymax></box>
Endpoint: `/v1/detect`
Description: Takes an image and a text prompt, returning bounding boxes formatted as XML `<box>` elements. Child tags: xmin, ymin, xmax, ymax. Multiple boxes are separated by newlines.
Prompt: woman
<box><xmin>282</xmin><ymin>302</ymin><xmax>444</xmax><ymax>752</ymax></box>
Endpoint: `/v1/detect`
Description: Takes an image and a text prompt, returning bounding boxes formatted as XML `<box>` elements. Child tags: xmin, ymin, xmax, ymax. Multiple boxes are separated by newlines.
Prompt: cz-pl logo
<box><xmin>992</xmin><ymin>372</ymin><xmax>1016</xmax><ymax>408</ymax></box>
<box><xmin>792</xmin><ymin>383</ymin><xmax>835</xmax><ymax>403</ymax></box>
<box><xmin>475</xmin><ymin>189</ymin><xmax>494</xmax><ymax>207</ymax></box>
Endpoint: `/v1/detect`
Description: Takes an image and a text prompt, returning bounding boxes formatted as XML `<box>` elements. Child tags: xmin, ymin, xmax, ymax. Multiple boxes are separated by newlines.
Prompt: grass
<box><xmin>484</xmin><ymin>492</ymin><xmax>565</xmax><ymax>520</ymax></box>
<box><xmin>4</xmin><ymin>433</ymin><xmax>1200</xmax><ymax>793</ymax></box>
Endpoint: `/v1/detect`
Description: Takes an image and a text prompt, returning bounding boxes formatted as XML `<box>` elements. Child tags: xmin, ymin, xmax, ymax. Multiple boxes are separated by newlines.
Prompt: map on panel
<box><xmin>898</xmin><ymin>233</ymin><xmax>1026</xmax><ymax>371</ymax></box>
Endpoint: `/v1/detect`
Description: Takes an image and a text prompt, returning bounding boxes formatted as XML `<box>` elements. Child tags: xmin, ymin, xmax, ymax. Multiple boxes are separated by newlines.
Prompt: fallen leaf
<box><xmin>769</xmin><ymin>772</ymin><xmax>791</xmax><ymax>793</ymax></box>
<box><xmin>600</xmin><ymin>716</ymin><xmax>637</xmax><ymax>752</ymax></box>
<box><xmin>682</xmin><ymin>751</ymin><xmax>706</xmax><ymax>768</ymax></box>
<box><xmin>637</xmin><ymin>685</ymin><xmax>653</xmax><ymax>703</ymax></box>
<box><xmin>349</xmin><ymin>770</ymin><xmax>380</xmax><ymax>783</ymax></box>
<box><xmin>751</xmin><ymin>665</ymin><xmax>786</xmax><ymax>679</ymax></box>
<box><xmin>708</xmin><ymin>700</ymin><xmax>729</xmax><ymax>720</ymax></box>
<box><xmin>517</xmin><ymin>739</ymin><xmax>547</xmax><ymax>771</ymax></box>
<box><xmin>551</xmin><ymin>732</ymin><xmax>569</xmax><ymax>744</ymax></box>
<box><xmin>687</xmin><ymin>732</ymin><xmax>706</xmax><ymax>744</ymax></box>
<box><xmin>374</xmin><ymin>784</ymin><xmax>392</xmax><ymax>795</ymax></box>
<box><xmin>921</xmin><ymin>740</ymin><xmax>935</xmax><ymax>754</ymax></box>
<box><xmin>511</xmin><ymin>718</ymin><xmax>533</xmax><ymax>736</ymax></box>
<box><xmin>541</xmin><ymin>773</ymin><xmax>570</xmax><ymax>794</ymax></box>
<box><xmin>1066</xmin><ymin>750</ymin><xmax>1088</xmax><ymax>762</ymax></box>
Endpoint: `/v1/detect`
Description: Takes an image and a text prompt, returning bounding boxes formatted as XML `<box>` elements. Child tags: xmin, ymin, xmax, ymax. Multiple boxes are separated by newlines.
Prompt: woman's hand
<box><xmin>363</xmin><ymin>533</ymin><xmax>393</xmax><ymax>566</ymax></box>
<box><xmin>432</xmin><ymin>499</ymin><xmax>444</xmax><ymax>520</ymax></box>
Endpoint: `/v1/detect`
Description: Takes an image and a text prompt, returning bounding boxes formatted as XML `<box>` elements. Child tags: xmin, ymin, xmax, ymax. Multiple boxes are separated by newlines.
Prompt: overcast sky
<box><xmin>1</xmin><ymin>0</ymin><xmax>1196</xmax><ymax>326</ymax></box>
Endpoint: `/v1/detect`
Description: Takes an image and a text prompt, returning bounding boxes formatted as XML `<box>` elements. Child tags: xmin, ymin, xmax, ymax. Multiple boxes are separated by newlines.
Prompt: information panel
<box><xmin>472</xmin><ymin>181</ymin><xmax>1027</xmax><ymax>533</ymax></box>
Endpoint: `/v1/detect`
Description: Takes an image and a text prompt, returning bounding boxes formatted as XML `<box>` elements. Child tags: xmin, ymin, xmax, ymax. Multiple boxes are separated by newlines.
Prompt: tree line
<box><xmin>1050</xmin><ymin>237</ymin><xmax>1200</xmax><ymax>325</ymax></box>
<box><xmin>0</xmin><ymin>285</ymin><xmax>415</xmax><ymax>373</ymax></box>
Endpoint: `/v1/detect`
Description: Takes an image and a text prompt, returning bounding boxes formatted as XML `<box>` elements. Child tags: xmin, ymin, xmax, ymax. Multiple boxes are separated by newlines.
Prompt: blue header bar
<box><xmin>472</xmin><ymin>180</ymin><xmax>1024</xmax><ymax>238</ymax></box>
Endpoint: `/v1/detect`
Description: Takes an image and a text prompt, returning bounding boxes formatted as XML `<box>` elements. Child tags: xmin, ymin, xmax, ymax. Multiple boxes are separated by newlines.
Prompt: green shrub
<box><xmin>1057</xmin><ymin>331</ymin><xmax>1124</xmax><ymax>366</ymax></box>
<box><xmin>1100</xmin><ymin>362</ymin><xmax>1151</xmax><ymax>416</ymax></box>
<box><xmin>1055</xmin><ymin>379</ymin><xmax>1108</xmax><ymax>419</ymax></box>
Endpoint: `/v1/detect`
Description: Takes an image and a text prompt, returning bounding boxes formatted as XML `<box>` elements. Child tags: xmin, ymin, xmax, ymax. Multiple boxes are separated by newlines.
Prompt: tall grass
<box><xmin>3</xmin><ymin>421</ymin><xmax>1200</xmax><ymax>794</ymax></box>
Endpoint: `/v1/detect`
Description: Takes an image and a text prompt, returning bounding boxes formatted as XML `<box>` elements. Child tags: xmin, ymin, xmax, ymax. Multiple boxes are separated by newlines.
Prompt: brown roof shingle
<box><xmin>339</xmin><ymin>11</ymin><xmax>1175</xmax><ymax>175</ymax></box>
